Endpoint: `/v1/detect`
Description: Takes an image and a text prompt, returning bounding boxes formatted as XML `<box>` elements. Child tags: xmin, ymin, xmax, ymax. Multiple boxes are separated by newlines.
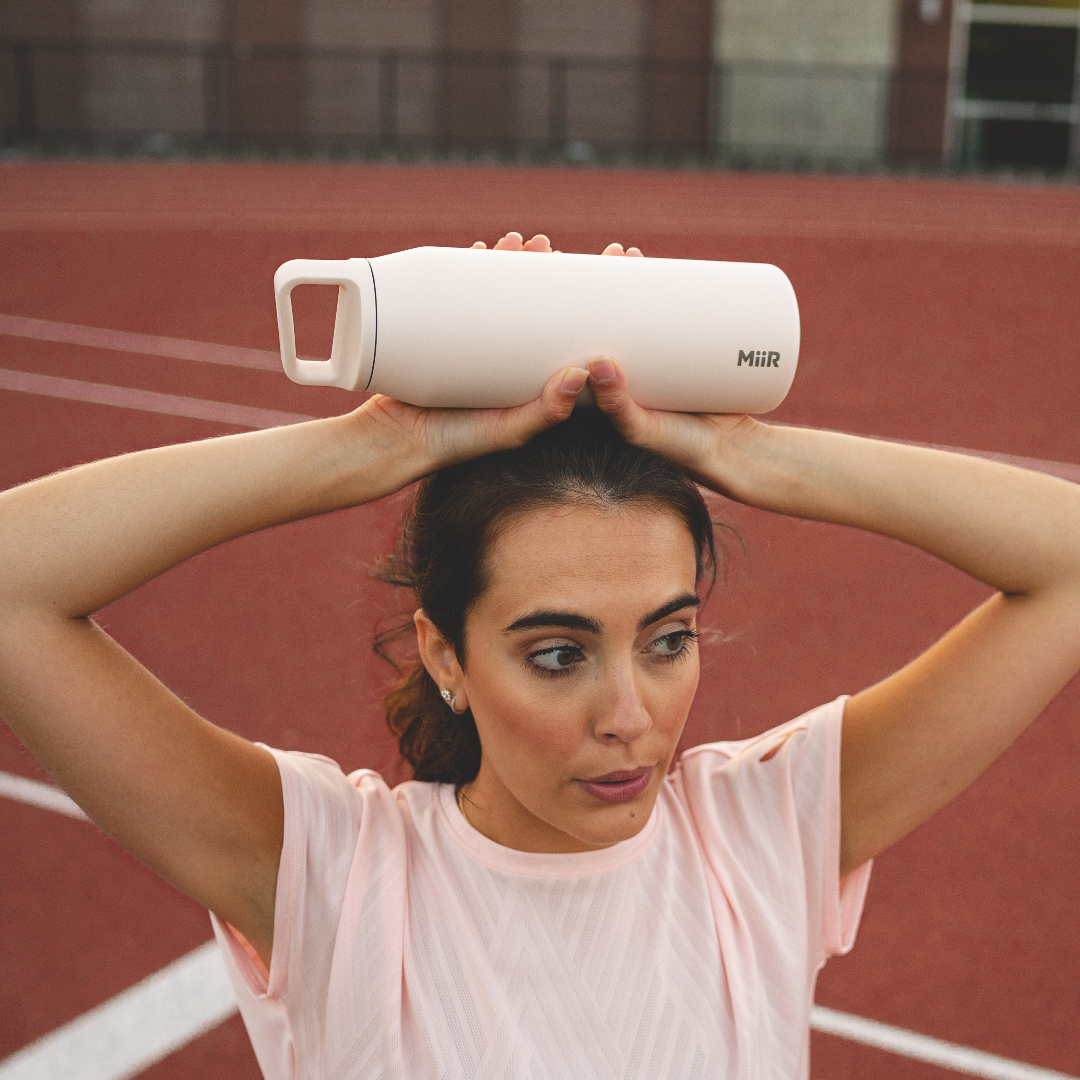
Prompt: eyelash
<box><xmin>525</xmin><ymin>630</ymin><xmax>700</xmax><ymax>678</ymax></box>
<box><xmin>654</xmin><ymin>629</ymin><xmax>700</xmax><ymax>661</ymax></box>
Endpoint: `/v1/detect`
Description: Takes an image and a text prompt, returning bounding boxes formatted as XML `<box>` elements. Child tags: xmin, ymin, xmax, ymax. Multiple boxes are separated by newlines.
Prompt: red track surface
<box><xmin>1</xmin><ymin>163</ymin><xmax>1078</xmax><ymax>1079</ymax></box>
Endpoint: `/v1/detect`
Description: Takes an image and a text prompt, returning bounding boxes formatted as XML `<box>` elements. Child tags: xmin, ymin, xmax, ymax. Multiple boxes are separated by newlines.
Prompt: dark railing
<box><xmin>2</xmin><ymin>36</ymin><xmax>1066</xmax><ymax>172</ymax></box>
<box><xmin>0</xmin><ymin>38</ymin><xmax>717</xmax><ymax>153</ymax></box>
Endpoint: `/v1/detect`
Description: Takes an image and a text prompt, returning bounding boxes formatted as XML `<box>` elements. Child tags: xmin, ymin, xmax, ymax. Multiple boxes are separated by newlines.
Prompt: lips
<box><xmin>575</xmin><ymin>766</ymin><xmax>653</xmax><ymax>804</ymax></box>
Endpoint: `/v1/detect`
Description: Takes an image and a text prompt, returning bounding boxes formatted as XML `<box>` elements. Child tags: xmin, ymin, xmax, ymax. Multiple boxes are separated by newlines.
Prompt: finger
<box><xmin>471</xmin><ymin>241</ymin><xmax>487</xmax><ymax>249</ymax></box>
<box><xmin>626</xmin><ymin>246</ymin><xmax>643</xmax><ymax>257</ymax></box>
<box><xmin>601</xmin><ymin>242</ymin><xmax>625</xmax><ymax>256</ymax></box>
<box><xmin>523</xmin><ymin>233</ymin><xmax>553</xmax><ymax>252</ymax></box>
<box><xmin>505</xmin><ymin>366</ymin><xmax>589</xmax><ymax>443</ymax></box>
<box><xmin>493</xmin><ymin>232</ymin><xmax>525</xmax><ymax>251</ymax></box>
<box><xmin>587</xmin><ymin>357</ymin><xmax>652</xmax><ymax>441</ymax></box>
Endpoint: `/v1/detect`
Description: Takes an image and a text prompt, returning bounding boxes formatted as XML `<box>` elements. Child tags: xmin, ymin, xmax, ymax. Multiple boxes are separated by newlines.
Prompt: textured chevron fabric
<box><xmin>213</xmin><ymin>696</ymin><xmax>871</xmax><ymax>1080</ymax></box>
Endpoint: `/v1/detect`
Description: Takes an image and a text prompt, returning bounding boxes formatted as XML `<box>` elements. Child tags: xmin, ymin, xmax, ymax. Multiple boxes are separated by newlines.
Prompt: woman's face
<box><xmin>446</xmin><ymin>501</ymin><xmax>702</xmax><ymax>853</ymax></box>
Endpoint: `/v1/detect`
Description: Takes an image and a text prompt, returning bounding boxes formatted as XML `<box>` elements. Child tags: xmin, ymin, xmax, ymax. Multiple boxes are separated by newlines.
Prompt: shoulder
<box><xmin>664</xmin><ymin>696</ymin><xmax>870</xmax><ymax>967</ymax></box>
<box><xmin>268</xmin><ymin>750</ymin><xmax>458</xmax><ymax>869</ymax></box>
<box><xmin>669</xmin><ymin>697</ymin><xmax>847</xmax><ymax>840</ymax></box>
<box><xmin>264</xmin><ymin>749</ymin><xmax>421</xmax><ymax>888</ymax></box>
<box><xmin>265</xmin><ymin>747</ymin><xmax>368</xmax><ymax>821</ymax></box>
<box><xmin>264</xmin><ymin>747</ymin><xmax>446</xmax><ymax>834</ymax></box>
<box><xmin>676</xmin><ymin>696</ymin><xmax>845</xmax><ymax>782</ymax></box>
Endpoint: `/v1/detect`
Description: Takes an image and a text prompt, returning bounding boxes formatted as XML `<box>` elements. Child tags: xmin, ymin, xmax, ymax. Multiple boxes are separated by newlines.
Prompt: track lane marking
<box><xmin>0</xmin><ymin>941</ymin><xmax>238</xmax><ymax>1080</ymax></box>
<box><xmin>2</xmin><ymin>313</ymin><xmax>1079</xmax><ymax>485</ymax></box>
<box><xmin>1</xmin><ymin>770</ymin><xmax>1078</xmax><ymax>1078</ymax></box>
<box><xmin>0</xmin><ymin>771</ymin><xmax>88</xmax><ymax>820</ymax></box>
<box><xmin>0</xmin><ymin>773</ymin><xmax>240</xmax><ymax>1079</ymax></box>
<box><xmin>0</xmin><ymin>313</ymin><xmax>281</xmax><ymax>372</ymax></box>
<box><xmin>811</xmin><ymin>1006</ymin><xmax>1078</xmax><ymax>1080</ymax></box>
<box><xmin>2</xmin><ymin>313</ymin><xmax>1078</xmax><ymax>484</ymax></box>
<box><xmin>0</xmin><ymin>368</ymin><xmax>316</xmax><ymax>429</ymax></box>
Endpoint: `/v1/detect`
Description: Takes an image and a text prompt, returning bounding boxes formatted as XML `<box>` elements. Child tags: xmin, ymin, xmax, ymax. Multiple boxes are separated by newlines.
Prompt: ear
<box><xmin>414</xmin><ymin>610</ymin><xmax>469</xmax><ymax>712</ymax></box>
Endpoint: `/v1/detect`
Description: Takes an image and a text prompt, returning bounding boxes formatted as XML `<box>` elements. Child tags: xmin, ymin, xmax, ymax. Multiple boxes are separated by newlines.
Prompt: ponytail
<box><xmin>382</xmin><ymin>662</ymin><xmax>481</xmax><ymax>786</ymax></box>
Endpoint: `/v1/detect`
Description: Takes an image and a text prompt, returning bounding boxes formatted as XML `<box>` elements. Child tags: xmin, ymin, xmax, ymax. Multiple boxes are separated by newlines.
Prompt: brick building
<box><xmin>1</xmin><ymin>0</ymin><xmax>1077</xmax><ymax>169</ymax></box>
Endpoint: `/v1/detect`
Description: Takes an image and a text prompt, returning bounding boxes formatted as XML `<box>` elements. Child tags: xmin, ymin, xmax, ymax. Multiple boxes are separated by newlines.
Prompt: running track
<box><xmin>0</xmin><ymin>163</ymin><xmax>1078</xmax><ymax>1079</ymax></box>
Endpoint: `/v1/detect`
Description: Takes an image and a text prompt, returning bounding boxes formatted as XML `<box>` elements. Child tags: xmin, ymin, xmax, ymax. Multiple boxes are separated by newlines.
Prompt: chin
<box><xmin>567</xmin><ymin>794</ymin><xmax>658</xmax><ymax>848</ymax></box>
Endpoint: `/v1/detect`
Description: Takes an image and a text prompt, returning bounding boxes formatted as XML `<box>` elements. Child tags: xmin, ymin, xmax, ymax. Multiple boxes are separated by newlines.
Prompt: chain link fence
<box><xmin>0</xmin><ymin>36</ymin><xmax>1040</xmax><ymax>173</ymax></box>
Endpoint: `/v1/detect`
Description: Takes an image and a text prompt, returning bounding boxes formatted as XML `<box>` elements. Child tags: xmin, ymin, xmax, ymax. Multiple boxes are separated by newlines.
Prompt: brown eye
<box><xmin>528</xmin><ymin>644</ymin><xmax>582</xmax><ymax>675</ymax></box>
<box><xmin>651</xmin><ymin>630</ymin><xmax>698</xmax><ymax>660</ymax></box>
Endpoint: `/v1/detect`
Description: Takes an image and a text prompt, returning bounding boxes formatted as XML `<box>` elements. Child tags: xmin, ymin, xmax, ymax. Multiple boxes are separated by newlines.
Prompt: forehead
<box><xmin>479</xmin><ymin>502</ymin><xmax>699</xmax><ymax>617</ymax></box>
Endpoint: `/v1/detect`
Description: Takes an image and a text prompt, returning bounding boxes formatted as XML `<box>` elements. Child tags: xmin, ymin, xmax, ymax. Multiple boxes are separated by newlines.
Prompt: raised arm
<box><xmin>588</xmin><ymin>358</ymin><xmax>1080</xmax><ymax>877</ymax></box>
<box><xmin>0</xmin><ymin>374</ymin><xmax>588</xmax><ymax>965</ymax></box>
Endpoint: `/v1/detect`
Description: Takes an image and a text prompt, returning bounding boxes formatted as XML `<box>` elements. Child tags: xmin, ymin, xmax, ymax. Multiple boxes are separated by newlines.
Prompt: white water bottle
<box><xmin>275</xmin><ymin>246</ymin><xmax>800</xmax><ymax>413</ymax></box>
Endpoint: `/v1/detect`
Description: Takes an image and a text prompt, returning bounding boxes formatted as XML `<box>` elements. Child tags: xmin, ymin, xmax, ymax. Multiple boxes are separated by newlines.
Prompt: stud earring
<box><xmin>441</xmin><ymin>688</ymin><xmax>455</xmax><ymax>709</ymax></box>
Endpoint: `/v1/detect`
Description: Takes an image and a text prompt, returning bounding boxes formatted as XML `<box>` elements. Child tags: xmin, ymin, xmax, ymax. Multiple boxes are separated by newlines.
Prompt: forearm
<box><xmin>706</xmin><ymin>423</ymin><xmax>1080</xmax><ymax>597</ymax></box>
<box><xmin>0</xmin><ymin>407</ymin><xmax>429</xmax><ymax>620</ymax></box>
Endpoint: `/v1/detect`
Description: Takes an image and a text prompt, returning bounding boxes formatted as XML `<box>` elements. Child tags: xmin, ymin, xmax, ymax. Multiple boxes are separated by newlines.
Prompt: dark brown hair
<box><xmin>371</xmin><ymin>409</ymin><xmax>719</xmax><ymax>786</ymax></box>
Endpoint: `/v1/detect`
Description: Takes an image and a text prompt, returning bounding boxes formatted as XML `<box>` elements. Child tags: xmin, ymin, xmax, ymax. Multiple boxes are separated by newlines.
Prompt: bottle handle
<box><xmin>274</xmin><ymin>259</ymin><xmax>376</xmax><ymax>390</ymax></box>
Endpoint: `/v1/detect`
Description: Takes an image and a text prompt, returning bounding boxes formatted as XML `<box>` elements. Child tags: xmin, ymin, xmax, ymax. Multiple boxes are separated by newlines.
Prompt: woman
<box><xmin>0</xmin><ymin>232</ymin><xmax>1078</xmax><ymax>1080</ymax></box>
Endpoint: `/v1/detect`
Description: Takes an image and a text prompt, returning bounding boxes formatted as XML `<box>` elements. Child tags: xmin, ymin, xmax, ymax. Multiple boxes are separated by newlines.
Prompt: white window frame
<box><xmin>944</xmin><ymin>0</ymin><xmax>1080</xmax><ymax>166</ymax></box>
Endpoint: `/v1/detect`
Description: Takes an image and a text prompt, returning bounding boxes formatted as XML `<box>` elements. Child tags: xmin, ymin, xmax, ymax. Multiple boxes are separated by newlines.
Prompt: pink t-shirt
<box><xmin>212</xmin><ymin>697</ymin><xmax>871</xmax><ymax>1080</ymax></box>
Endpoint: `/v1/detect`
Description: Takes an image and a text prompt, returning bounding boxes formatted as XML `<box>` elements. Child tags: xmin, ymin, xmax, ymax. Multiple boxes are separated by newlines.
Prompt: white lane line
<box><xmin>812</xmin><ymin>1006</ymin><xmax>1078</xmax><ymax>1080</ymax></box>
<box><xmin>1</xmin><ymin>313</ymin><xmax>1078</xmax><ymax>487</ymax></box>
<box><xmin>0</xmin><ymin>313</ymin><xmax>281</xmax><ymax>372</ymax></box>
<box><xmin>0</xmin><ymin>367</ymin><xmax>316</xmax><ymax>429</ymax></box>
<box><xmin>0</xmin><ymin>941</ymin><xmax>238</xmax><ymax>1080</ymax></box>
<box><xmin>0</xmin><ymin>770</ymin><xmax>88</xmax><ymax>820</ymax></box>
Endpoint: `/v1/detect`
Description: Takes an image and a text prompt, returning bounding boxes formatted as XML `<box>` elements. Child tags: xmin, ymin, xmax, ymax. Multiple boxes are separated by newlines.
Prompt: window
<box><xmin>948</xmin><ymin>2</ymin><xmax>1080</xmax><ymax>168</ymax></box>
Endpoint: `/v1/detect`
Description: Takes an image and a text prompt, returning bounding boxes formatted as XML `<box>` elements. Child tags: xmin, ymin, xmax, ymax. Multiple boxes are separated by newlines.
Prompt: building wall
<box><xmin>222</xmin><ymin>0</ymin><xmax>304</xmax><ymax>137</ymax></box>
<box><xmin>889</xmin><ymin>0</ymin><xmax>952</xmax><ymax>164</ymax></box>
<box><xmin>516</xmin><ymin>0</ymin><xmax>714</xmax><ymax>152</ymax></box>
<box><xmin>4</xmin><ymin>0</ymin><xmax>918</xmax><ymax>162</ymax></box>
<box><xmin>645</xmin><ymin>0</ymin><xmax>713</xmax><ymax>150</ymax></box>
<box><xmin>442</xmin><ymin>0</ymin><xmax>516</xmax><ymax>145</ymax></box>
<box><xmin>516</xmin><ymin>0</ymin><xmax>645</xmax><ymax>148</ymax></box>
<box><xmin>304</xmin><ymin>0</ymin><xmax>439</xmax><ymax>142</ymax></box>
<box><xmin>81</xmin><ymin>0</ymin><xmax>219</xmax><ymax>39</ymax></box>
<box><xmin>0</xmin><ymin>0</ymin><xmax>83</xmax><ymax>134</ymax></box>
<box><xmin>5</xmin><ymin>0</ymin><xmax>303</xmax><ymax>141</ymax></box>
<box><xmin>80</xmin><ymin>0</ymin><xmax>220</xmax><ymax>136</ymax></box>
<box><xmin>713</xmin><ymin>0</ymin><xmax>899</xmax><ymax>162</ymax></box>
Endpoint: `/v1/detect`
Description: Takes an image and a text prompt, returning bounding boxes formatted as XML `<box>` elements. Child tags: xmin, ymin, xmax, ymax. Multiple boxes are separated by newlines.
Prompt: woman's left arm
<box><xmin>589</xmin><ymin>360</ymin><xmax>1080</xmax><ymax>876</ymax></box>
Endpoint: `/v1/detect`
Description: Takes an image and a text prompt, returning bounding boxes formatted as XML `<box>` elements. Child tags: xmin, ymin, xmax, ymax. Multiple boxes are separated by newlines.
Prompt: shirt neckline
<box><xmin>435</xmin><ymin>781</ymin><xmax>663</xmax><ymax>879</ymax></box>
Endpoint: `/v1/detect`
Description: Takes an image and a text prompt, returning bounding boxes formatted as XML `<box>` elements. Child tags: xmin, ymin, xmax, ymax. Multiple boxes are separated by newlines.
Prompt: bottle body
<box><xmin>275</xmin><ymin>246</ymin><xmax>800</xmax><ymax>413</ymax></box>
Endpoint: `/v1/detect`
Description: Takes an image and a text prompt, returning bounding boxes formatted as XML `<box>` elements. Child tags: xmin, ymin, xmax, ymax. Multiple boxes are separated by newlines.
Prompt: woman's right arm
<box><xmin>0</xmin><ymin>373</ymin><xmax>589</xmax><ymax>967</ymax></box>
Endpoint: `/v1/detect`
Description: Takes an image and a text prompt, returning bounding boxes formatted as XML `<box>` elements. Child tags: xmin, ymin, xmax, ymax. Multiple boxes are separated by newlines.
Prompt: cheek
<box><xmin>465</xmin><ymin>656</ymin><xmax>586</xmax><ymax>768</ymax></box>
<box><xmin>645</xmin><ymin>657</ymin><xmax>700</xmax><ymax>734</ymax></box>
<box><xmin>497</xmin><ymin>709</ymin><xmax>580</xmax><ymax>764</ymax></box>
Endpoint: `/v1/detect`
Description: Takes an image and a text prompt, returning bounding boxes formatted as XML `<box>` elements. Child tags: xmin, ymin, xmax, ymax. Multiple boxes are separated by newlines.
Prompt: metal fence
<box><xmin>0</xmin><ymin>36</ymin><xmax>999</xmax><ymax>171</ymax></box>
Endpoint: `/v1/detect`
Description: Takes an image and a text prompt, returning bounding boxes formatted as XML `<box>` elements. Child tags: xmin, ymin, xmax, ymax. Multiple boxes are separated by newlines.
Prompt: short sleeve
<box><xmin>210</xmin><ymin>747</ymin><xmax>368</xmax><ymax>1080</ymax></box>
<box><xmin>676</xmin><ymin>697</ymin><xmax>871</xmax><ymax>968</ymax></box>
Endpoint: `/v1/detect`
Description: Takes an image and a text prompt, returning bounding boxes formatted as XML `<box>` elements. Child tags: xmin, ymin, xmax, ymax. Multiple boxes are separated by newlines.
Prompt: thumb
<box><xmin>587</xmin><ymin>357</ymin><xmax>651</xmax><ymax>442</ymax></box>
<box><xmin>503</xmin><ymin>366</ymin><xmax>590</xmax><ymax>445</ymax></box>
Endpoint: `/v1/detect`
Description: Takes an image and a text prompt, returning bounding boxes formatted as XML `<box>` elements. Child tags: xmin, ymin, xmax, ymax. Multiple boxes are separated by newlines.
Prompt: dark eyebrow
<box><xmin>502</xmin><ymin>611</ymin><xmax>603</xmax><ymax>635</ymax></box>
<box><xmin>638</xmin><ymin>593</ymin><xmax>700</xmax><ymax>631</ymax></box>
<box><xmin>501</xmin><ymin>593</ymin><xmax>700</xmax><ymax>637</ymax></box>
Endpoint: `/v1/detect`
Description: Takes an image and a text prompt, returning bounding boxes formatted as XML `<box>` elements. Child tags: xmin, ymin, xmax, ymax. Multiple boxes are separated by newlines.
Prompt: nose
<box><xmin>593</xmin><ymin>663</ymin><xmax>652</xmax><ymax>744</ymax></box>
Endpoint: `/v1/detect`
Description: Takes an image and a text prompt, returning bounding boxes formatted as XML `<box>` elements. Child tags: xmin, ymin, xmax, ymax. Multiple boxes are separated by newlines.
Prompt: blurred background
<box><xmin>2</xmin><ymin>0</ymin><xmax>1080</xmax><ymax>173</ymax></box>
